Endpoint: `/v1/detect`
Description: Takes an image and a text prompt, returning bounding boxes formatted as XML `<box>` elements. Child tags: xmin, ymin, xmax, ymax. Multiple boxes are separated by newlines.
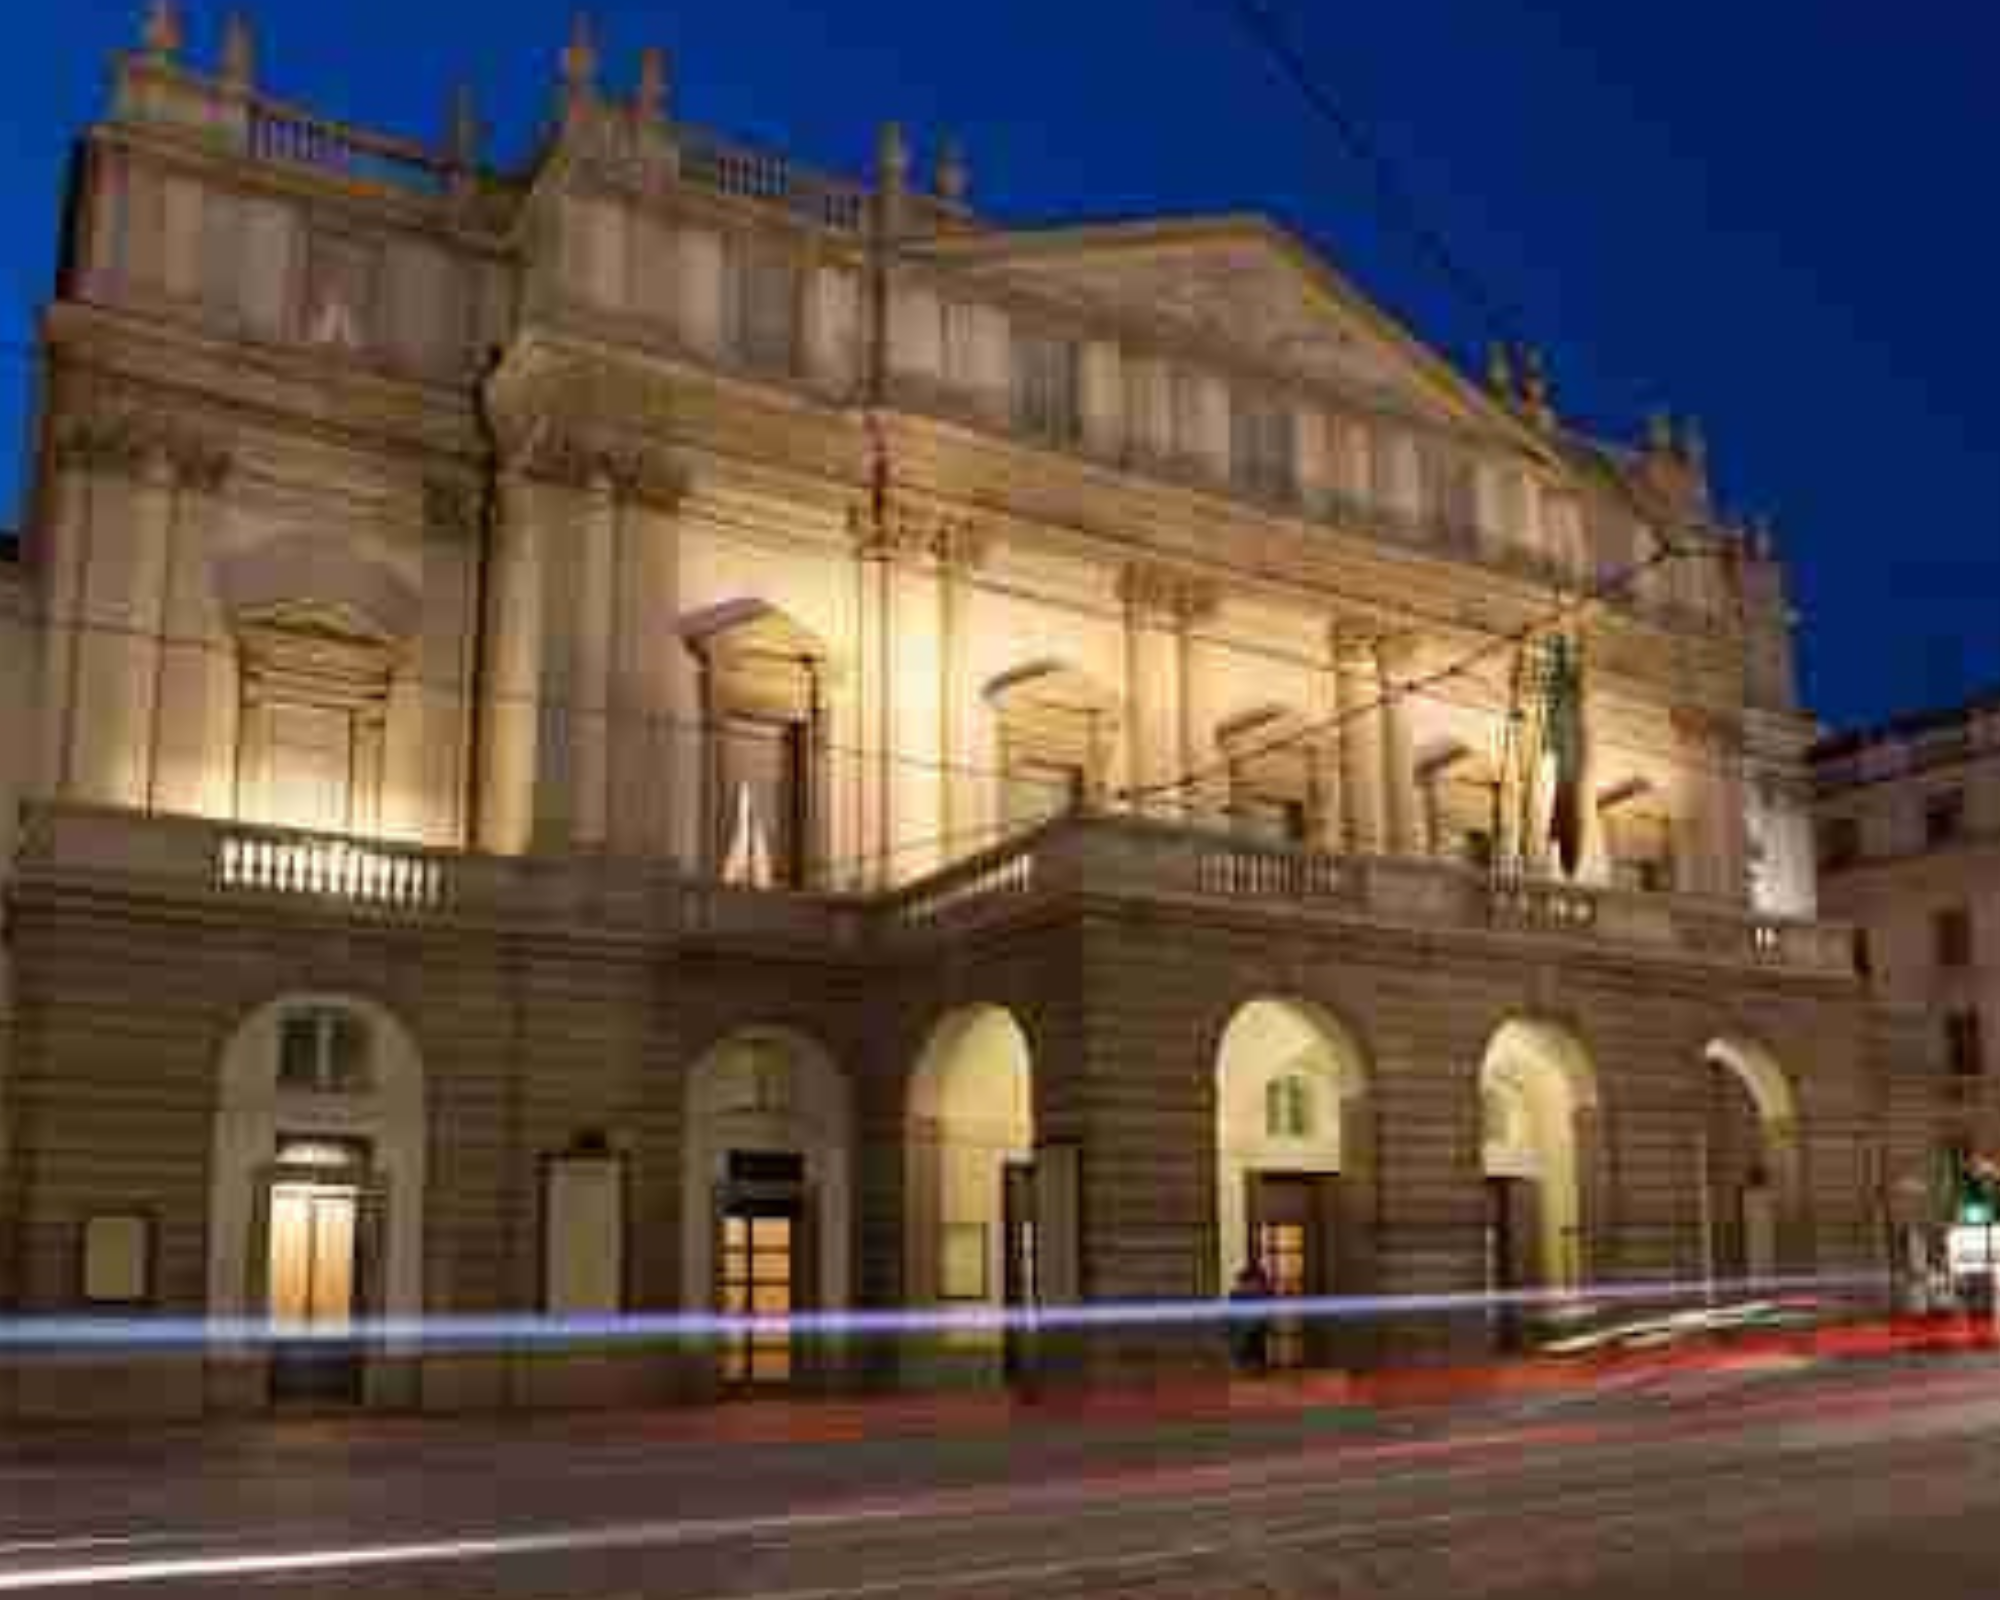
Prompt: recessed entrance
<box><xmin>718</xmin><ymin>1201</ymin><xmax>803</xmax><ymax>1386</ymax></box>
<box><xmin>1214</xmin><ymin>998</ymin><xmax>1368</xmax><ymax>1369</ymax></box>
<box><xmin>1247</xmin><ymin>1172</ymin><xmax>1338</xmax><ymax>1369</ymax></box>
<box><xmin>267</xmin><ymin>1155</ymin><xmax>363</xmax><ymax>1404</ymax></box>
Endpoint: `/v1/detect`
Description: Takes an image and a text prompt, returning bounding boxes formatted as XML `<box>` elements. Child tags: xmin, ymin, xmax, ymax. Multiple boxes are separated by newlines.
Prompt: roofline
<box><xmin>1812</xmin><ymin>688</ymin><xmax>2000</xmax><ymax>761</ymax></box>
<box><xmin>910</xmin><ymin>210</ymin><xmax>1566</xmax><ymax>465</ymax></box>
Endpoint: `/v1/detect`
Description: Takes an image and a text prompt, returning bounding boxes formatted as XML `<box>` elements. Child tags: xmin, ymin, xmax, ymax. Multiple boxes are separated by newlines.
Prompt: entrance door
<box><xmin>718</xmin><ymin>1203</ymin><xmax>801</xmax><ymax>1385</ymax></box>
<box><xmin>268</xmin><ymin>1179</ymin><xmax>361</xmax><ymax>1403</ymax></box>
<box><xmin>1249</xmin><ymin>1174</ymin><xmax>1329</xmax><ymax>1370</ymax></box>
<box><xmin>1741</xmin><ymin>1182</ymin><xmax>1778</xmax><ymax>1282</ymax></box>
<box><xmin>1002</xmin><ymin>1161</ymin><xmax>1038</xmax><ymax>1379</ymax></box>
<box><xmin>1485</xmin><ymin>1176</ymin><xmax>1541</xmax><ymax>1351</ymax></box>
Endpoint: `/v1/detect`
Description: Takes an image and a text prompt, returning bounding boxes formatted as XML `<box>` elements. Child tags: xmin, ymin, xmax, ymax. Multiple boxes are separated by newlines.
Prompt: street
<box><xmin>3</xmin><ymin>1342</ymin><xmax>2000</xmax><ymax>1597</ymax></box>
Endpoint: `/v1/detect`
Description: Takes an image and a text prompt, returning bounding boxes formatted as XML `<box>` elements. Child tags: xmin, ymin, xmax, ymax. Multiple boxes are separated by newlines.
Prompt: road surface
<box><xmin>3</xmin><ymin>1346</ymin><xmax>2000</xmax><ymax>1597</ymax></box>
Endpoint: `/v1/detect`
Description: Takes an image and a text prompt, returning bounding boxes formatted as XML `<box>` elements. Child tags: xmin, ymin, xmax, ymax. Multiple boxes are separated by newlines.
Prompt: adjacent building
<box><xmin>0</xmin><ymin>7</ymin><xmax>1929</xmax><ymax>1419</ymax></box>
<box><xmin>1814</xmin><ymin>692</ymin><xmax>2000</xmax><ymax>1274</ymax></box>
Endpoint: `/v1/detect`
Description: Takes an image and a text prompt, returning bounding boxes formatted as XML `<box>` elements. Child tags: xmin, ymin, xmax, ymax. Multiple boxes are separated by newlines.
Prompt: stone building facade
<box><xmin>1814</xmin><ymin>693</ymin><xmax>2000</xmax><ymax>1268</ymax></box>
<box><xmin>0</xmin><ymin>8</ymin><xmax>1924</xmax><ymax>1418</ymax></box>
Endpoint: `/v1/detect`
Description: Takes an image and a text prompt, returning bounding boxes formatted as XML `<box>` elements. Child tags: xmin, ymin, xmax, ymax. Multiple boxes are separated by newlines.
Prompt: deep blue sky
<box><xmin>5</xmin><ymin>2</ymin><xmax>1994</xmax><ymax>731</ymax></box>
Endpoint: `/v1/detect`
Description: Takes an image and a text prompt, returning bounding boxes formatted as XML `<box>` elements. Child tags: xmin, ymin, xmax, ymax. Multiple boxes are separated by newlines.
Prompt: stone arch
<box><xmin>904</xmin><ymin>1004</ymin><xmax>1036</xmax><ymax>1310</ymax></box>
<box><xmin>1213</xmin><ymin>997</ymin><xmax>1375</xmax><ymax>1338</ymax></box>
<box><xmin>680</xmin><ymin>1025</ymin><xmax>854</xmax><ymax>1322</ymax></box>
<box><xmin>1702</xmin><ymin>1034</ymin><xmax>1804</xmax><ymax>1280</ymax></box>
<box><xmin>207</xmin><ymin>991</ymin><xmax>427</xmax><ymax>1333</ymax></box>
<box><xmin>1479</xmin><ymin>1017</ymin><xmax>1602</xmax><ymax>1295</ymax></box>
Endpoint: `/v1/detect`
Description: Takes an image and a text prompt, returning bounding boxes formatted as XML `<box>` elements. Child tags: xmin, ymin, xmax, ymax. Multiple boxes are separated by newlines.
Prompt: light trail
<box><xmin>0</xmin><ymin>1271</ymin><xmax>1882</xmax><ymax>1352</ymax></box>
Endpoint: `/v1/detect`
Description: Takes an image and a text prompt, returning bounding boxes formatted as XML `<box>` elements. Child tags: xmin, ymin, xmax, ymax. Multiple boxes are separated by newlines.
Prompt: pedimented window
<box><xmin>986</xmin><ymin>662</ymin><xmax>1118</xmax><ymax>830</ymax></box>
<box><xmin>220</xmin><ymin>537</ymin><xmax>419</xmax><ymax>838</ymax></box>
<box><xmin>1418</xmin><ymin>741</ymin><xmax>1499</xmax><ymax>868</ymax></box>
<box><xmin>1218</xmin><ymin>706</ymin><xmax>1318</xmax><ymax>847</ymax></box>
<box><xmin>684</xmin><ymin>601</ymin><xmax>835</xmax><ymax>889</ymax></box>
<box><xmin>1598</xmin><ymin>777</ymin><xmax>1675</xmax><ymax>893</ymax></box>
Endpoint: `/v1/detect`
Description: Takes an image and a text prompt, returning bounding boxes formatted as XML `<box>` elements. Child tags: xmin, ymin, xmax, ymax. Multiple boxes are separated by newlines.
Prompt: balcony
<box><xmin>12</xmin><ymin>803</ymin><xmax>1858</xmax><ymax>982</ymax></box>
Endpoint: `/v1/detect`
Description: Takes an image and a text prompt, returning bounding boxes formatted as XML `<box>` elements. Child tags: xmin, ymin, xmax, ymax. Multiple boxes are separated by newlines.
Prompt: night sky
<box><xmin>4</xmin><ymin>1</ymin><xmax>1993</xmax><ymax>733</ymax></box>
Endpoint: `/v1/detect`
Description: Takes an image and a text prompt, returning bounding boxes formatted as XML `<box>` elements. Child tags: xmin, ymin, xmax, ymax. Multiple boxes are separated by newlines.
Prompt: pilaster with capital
<box><xmin>1118</xmin><ymin>561</ymin><xmax>1219</xmax><ymax>821</ymax></box>
<box><xmin>477</xmin><ymin>416</ymin><xmax>687</xmax><ymax>857</ymax></box>
<box><xmin>1672</xmin><ymin>706</ymin><xmax>1749</xmax><ymax>900</ymax></box>
<box><xmin>46</xmin><ymin>406</ymin><xmax>234</xmax><ymax>811</ymax></box>
<box><xmin>1374</xmin><ymin>632</ymin><xmax>1421</xmax><ymax>857</ymax></box>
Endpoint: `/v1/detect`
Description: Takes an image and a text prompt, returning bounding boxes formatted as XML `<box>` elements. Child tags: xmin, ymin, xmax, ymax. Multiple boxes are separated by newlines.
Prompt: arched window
<box><xmin>1265</xmin><ymin>1073</ymin><xmax>1315</xmax><ymax>1140</ymax></box>
<box><xmin>682</xmin><ymin>602</ymin><xmax>836</xmax><ymax>889</ymax></box>
<box><xmin>276</xmin><ymin>1005</ymin><xmax>374</xmax><ymax>1095</ymax></box>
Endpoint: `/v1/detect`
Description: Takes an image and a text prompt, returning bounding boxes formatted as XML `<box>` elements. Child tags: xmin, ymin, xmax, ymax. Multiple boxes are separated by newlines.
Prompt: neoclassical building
<box><xmin>0</xmin><ymin>9</ymin><xmax>1933</xmax><ymax>1417</ymax></box>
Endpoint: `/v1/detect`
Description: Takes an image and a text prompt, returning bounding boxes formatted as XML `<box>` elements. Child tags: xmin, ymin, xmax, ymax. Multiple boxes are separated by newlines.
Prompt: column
<box><xmin>569</xmin><ymin>469</ymin><xmax>617</xmax><ymax>850</ymax></box>
<box><xmin>935</xmin><ymin>524</ymin><xmax>984</xmax><ymax>854</ymax></box>
<box><xmin>38</xmin><ymin>431</ymin><xmax>96</xmax><ymax>799</ymax></box>
<box><xmin>477</xmin><ymin>470</ymin><xmax>544</xmax><ymax>855</ymax></box>
<box><xmin>68</xmin><ymin>438</ymin><xmax>175</xmax><ymax>808</ymax></box>
<box><xmin>1307</xmin><ymin>620</ymin><xmax>1346</xmax><ymax>852</ymax></box>
<box><xmin>1334</xmin><ymin>621</ymin><xmax>1383</xmax><ymax>852</ymax></box>
<box><xmin>1375</xmin><ymin>633</ymin><xmax>1420</xmax><ymax>857</ymax></box>
<box><xmin>852</xmin><ymin>519</ymin><xmax>896</xmax><ymax>889</ymax></box>
<box><xmin>1119</xmin><ymin>564</ymin><xmax>1187</xmax><ymax>822</ymax></box>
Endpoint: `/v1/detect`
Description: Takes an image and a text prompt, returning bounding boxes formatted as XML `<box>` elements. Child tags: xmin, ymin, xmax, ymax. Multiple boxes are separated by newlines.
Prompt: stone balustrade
<box><xmin>11</xmin><ymin>802</ymin><xmax>1859</xmax><ymax>980</ymax></box>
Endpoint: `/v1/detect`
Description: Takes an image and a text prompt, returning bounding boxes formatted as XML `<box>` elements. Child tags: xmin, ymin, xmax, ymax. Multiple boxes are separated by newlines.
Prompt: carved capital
<box><xmin>423</xmin><ymin>476</ymin><xmax>482</xmax><ymax>540</ymax></box>
<box><xmin>504</xmin><ymin>419</ymin><xmax>685</xmax><ymax>511</ymax></box>
<box><xmin>1119</xmin><ymin>561</ymin><xmax>1220</xmax><ymax>627</ymax></box>
<box><xmin>53</xmin><ymin>405</ymin><xmax>231</xmax><ymax>493</ymax></box>
<box><xmin>850</xmin><ymin>503</ymin><xmax>988</xmax><ymax>571</ymax></box>
<box><xmin>1670</xmin><ymin>704</ymin><xmax>1740</xmax><ymax>753</ymax></box>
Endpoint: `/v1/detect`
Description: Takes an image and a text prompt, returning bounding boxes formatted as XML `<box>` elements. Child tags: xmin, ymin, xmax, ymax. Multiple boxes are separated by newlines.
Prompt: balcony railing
<box><xmin>12</xmin><ymin>804</ymin><xmax>1859</xmax><ymax>981</ymax></box>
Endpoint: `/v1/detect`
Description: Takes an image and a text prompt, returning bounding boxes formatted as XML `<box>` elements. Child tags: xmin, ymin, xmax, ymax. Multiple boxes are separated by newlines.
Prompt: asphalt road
<box><xmin>4</xmin><ymin>1348</ymin><xmax>2000</xmax><ymax>1598</ymax></box>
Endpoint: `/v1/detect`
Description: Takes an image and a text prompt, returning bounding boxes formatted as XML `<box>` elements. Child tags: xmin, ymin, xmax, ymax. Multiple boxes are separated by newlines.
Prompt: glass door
<box><xmin>268</xmin><ymin>1179</ymin><xmax>361</xmax><ymax>1402</ymax></box>
<box><xmin>718</xmin><ymin>1205</ymin><xmax>799</xmax><ymax>1385</ymax></box>
<box><xmin>1250</xmin><ymin>1175</ymin><xmax>1316</xmax><ymax>1370</ymax></box>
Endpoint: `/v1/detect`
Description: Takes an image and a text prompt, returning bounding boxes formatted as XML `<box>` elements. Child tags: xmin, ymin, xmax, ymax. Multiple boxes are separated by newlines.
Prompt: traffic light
<box><xmin>1955</xmin><ymin>1148</ymin><xmax>1999</xmax><ymax>1225</ymax></box>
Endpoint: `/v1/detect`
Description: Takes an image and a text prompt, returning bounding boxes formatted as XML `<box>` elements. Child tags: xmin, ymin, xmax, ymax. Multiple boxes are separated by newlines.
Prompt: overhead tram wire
<box><xmin>1214</xmin><ymin>0</ymin><xmax>1530</xmax><ymax>353</ymax></box>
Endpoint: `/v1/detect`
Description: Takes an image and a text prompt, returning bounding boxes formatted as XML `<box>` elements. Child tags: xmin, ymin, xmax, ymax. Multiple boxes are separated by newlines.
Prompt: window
<box><xmin>1230</xmin><ymin>391</ymin><xmax>1296</xmax><ymax>502</ymax></box>
<box><xmin>731</xmin><ymin>239</ymin><xmax>798</xmax><ymax>374</ymax></box>
<box><xmin>718</xmin><ymin>712</ymin><xmax>810</xmax><ymax>890</ymax></box>
<box><xmin>1935</xmin><ymin>906</ymin><xmax>1975</xmax><ymax>970</ymax></box>
<box><xmin>1011</xmin><ymin>331</ymin><xmax>1080</xmax><ymax>445</ymax></box>
<box><xmin>1265</xmin><ymin>1074</ymin><xmax>1314</xmax><ymax>1140</ymax></box>
<box><xmin>1926</xmin><ymin>790</ymin><xmax>1966</xmax><ymax>848</ymax></box>
<box><xmin>1235</xmin><ymin>795</ymin><xmax>1308</xmax><ymax>847</ymax></box>
<box><xmin>1004</xmin><ymin>754</ymin><xmax>1085</xmax><ymax>832</ymax></box>
<box><xmin>277</xmin><ymin>1008</ymin><xmax>373</xmax><ymax>1095</ymax></box>
<box><xmin>1948</xmin><ymin>1009</ymin><xmax>1984</xmax><ymax>1079</ymax></box>
<box><xmin>1853</xmin><ymin>927</ymin><xmax>1873</xmax><ymax>978</ymax></box>
<box><xmin>1816</xmin><ymin>816</ymin><xmax>1861</xmax><ymax>872</ymax></box>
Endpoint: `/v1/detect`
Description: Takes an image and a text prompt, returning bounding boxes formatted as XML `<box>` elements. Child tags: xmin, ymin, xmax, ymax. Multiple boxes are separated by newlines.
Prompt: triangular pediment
<box><xmin>916</xmin><ymin>216</ymin><xmax>1540</xmax><ymax>447</ymax></box>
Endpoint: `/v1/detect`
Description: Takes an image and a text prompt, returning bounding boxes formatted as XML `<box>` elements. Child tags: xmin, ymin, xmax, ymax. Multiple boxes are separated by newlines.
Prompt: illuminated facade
<box><xmin>0</xmin><ymin>9</ymin><xmax>1928</xmax><ymax>1418</ymax></box>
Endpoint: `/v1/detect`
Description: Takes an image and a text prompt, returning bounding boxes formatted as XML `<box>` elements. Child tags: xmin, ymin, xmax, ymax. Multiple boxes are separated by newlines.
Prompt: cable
<box><xmin>1120</xmin><ymin>530</ymin><xmax>1698</xmax><ymax>805</ymax></box>
<box><xmin>1213</xmin><ymin>0</ymin><xmax>1526</xmax><ymax>352</ymax></box>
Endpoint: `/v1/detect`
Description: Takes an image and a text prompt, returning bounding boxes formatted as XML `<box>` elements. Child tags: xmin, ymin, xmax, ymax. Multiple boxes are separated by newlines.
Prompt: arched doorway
<box><xmin>1702</xmin><ymin>1036</ymin><xmax>1802</xmax><ymax>1286</ymax></box>
<box><xmin>1215</xmin><ymin>998</ymin><xmax>1371</xmax><ymax>1369</ymax></box>
<box><xmin>209</xmin><ymin>994</ymin><xmax>426</xmax><ymax>1405</ymax></box>
<box><xmin>682</xmin><ymin>1028</ymin><xmax>853</xmax><ymax>1389</ymax></box>
<box><xmin>1480</xmin><ymin>1019</ymin><xmax>1600</xmax><ymax>1345</ymax></box>
<box><xmin>906</xmin><ymin>1005</ymin><xmax>1035</xmax><ymax>1381</ymax></box>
